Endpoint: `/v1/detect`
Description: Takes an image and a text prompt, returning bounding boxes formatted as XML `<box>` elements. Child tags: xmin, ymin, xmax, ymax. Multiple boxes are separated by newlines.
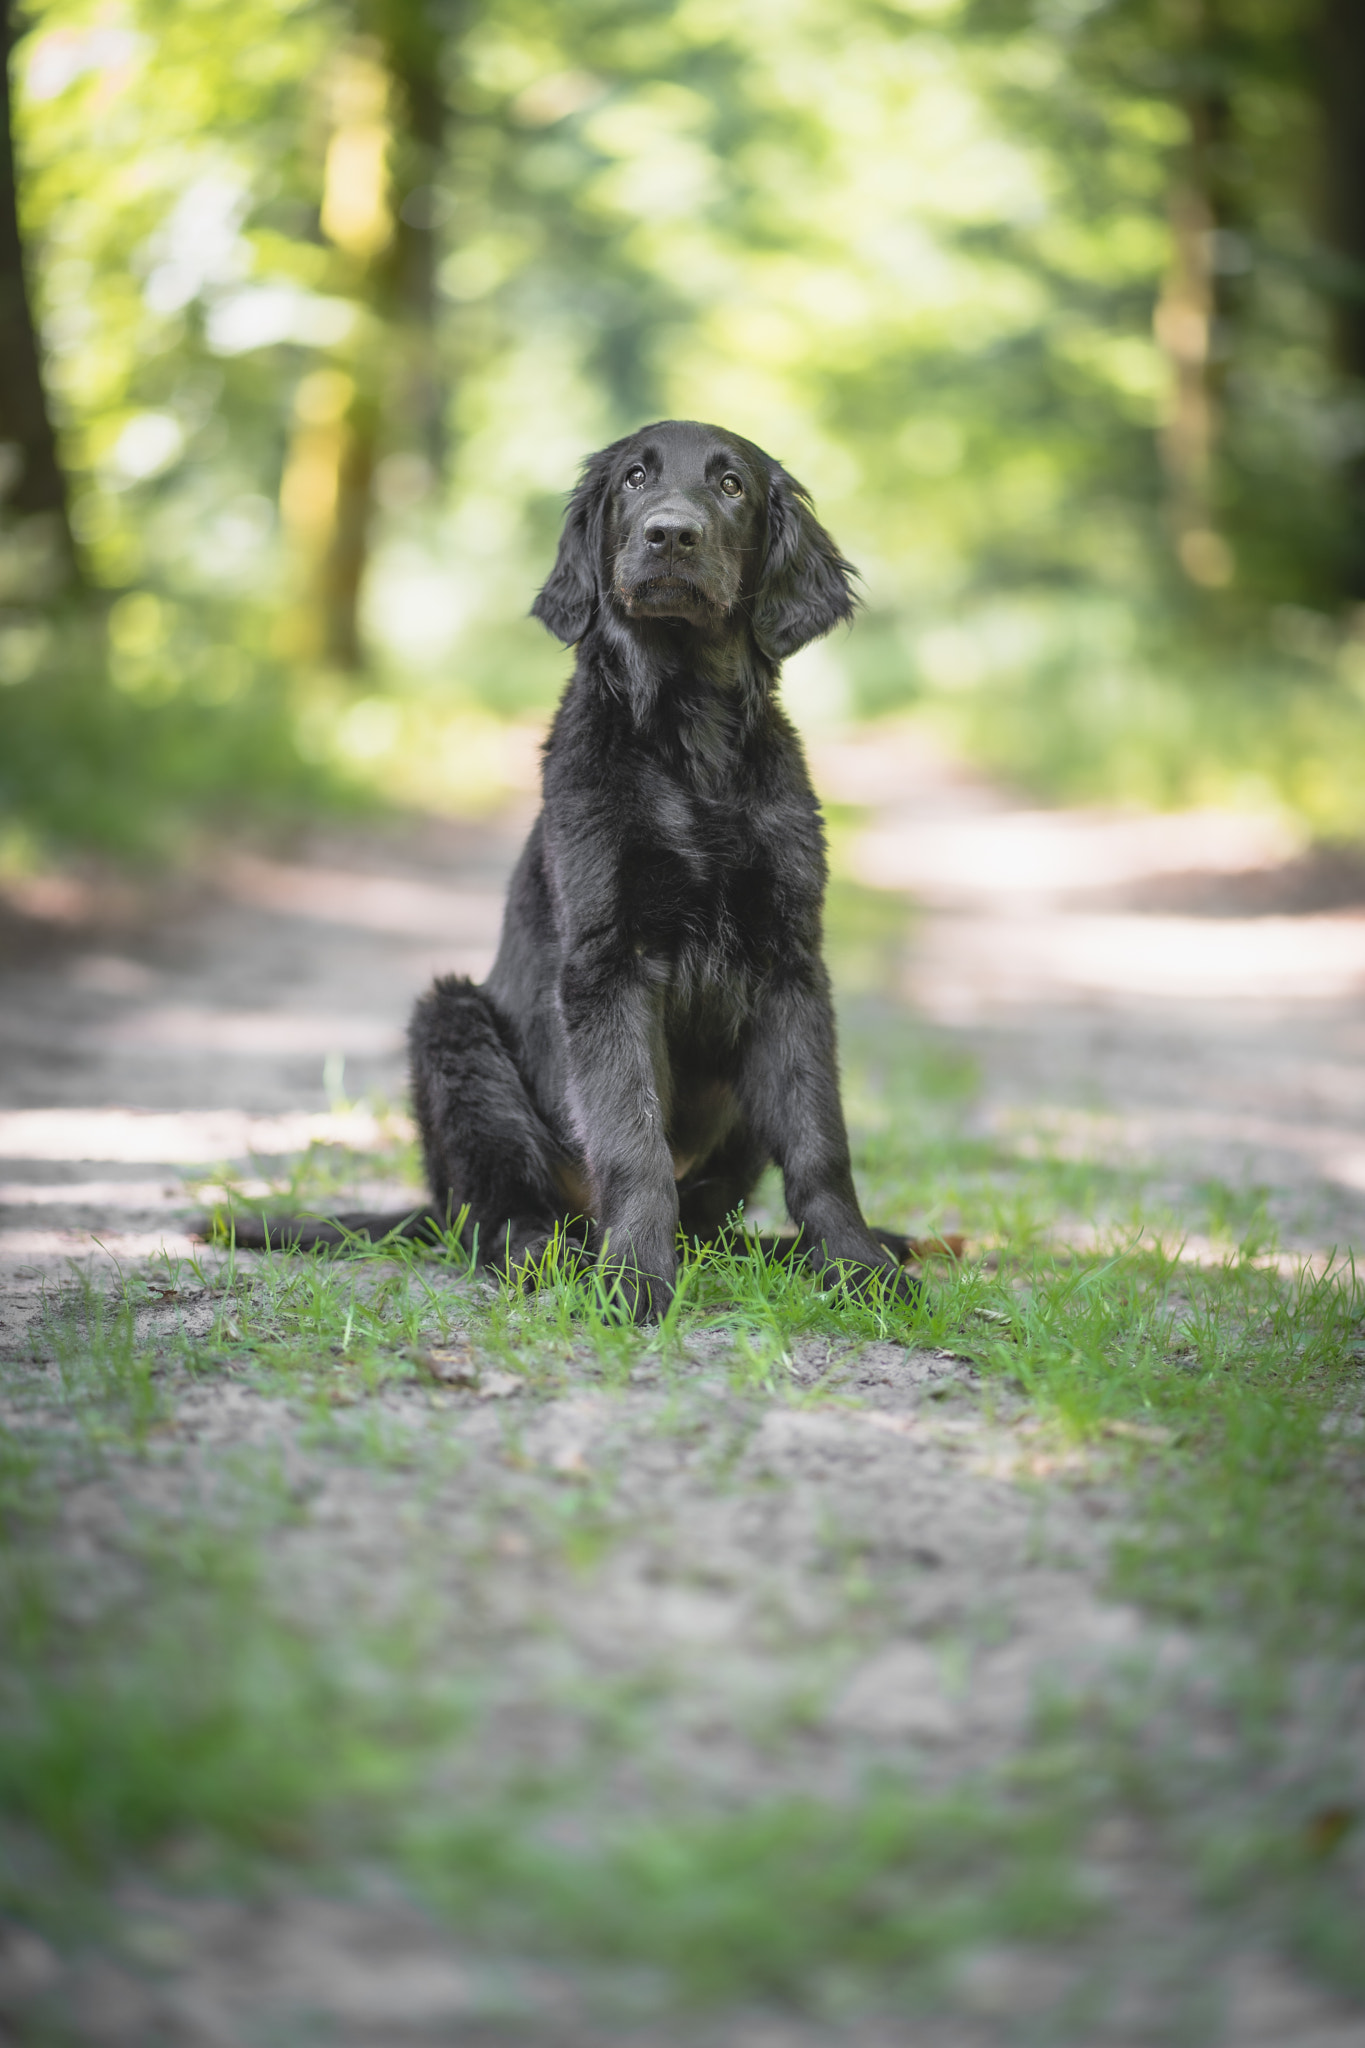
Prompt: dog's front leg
<box><xmin>741</xmin><ymin>969</ymin><xmax>914</xmax><ymax>1300</ymax></box>
<box><xmin>558</xmin><ymin>943</ymin><xmax>679</xmax><ymax>1320</ymax></box>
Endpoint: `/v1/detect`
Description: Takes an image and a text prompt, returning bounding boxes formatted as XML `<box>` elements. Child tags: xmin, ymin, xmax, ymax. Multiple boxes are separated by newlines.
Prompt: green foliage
<box><xmin>0</xmin><ymin>610</ymin><xmax>362</xmax><ymax>857</ymax></box>
<box><xmin>923</xmin><ymin>607</ymin><xmax>1365</xmax><ymax>833</ymax></box>
<box><xmin>4</xmin><ymin>0</ymin><xmax>1364</xmax><ymax>847</ymax></box>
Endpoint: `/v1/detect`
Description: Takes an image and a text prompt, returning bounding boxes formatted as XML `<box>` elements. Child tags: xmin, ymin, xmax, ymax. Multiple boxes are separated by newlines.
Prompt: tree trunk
<box><xmin>322</xmin><ymin>401</ymin><xmax>377</xmax><ymax>670</ymax></box>
<box><xmin>1320</xmin><ymin>0</ymin><xmax>1365</xmax><ymax>597</ymax></box>
<box><xmin>371</xmin><ymin>0</ymin><xmax>449</xmax><ymax>473</ymax></box>
<box><xmin>281</xmin><ymin>2</ymin><xmax>449</xmax><ymax>671</ymax></box>
<box><xmin>1153</xmin><ymin>0</ymin><xmax>1235</xmax><ymax>589</ymax></box>
<box><xmin>0</xmin><ymin>0</ymin><xmax>78</xmax><ymax>588</ymax></box>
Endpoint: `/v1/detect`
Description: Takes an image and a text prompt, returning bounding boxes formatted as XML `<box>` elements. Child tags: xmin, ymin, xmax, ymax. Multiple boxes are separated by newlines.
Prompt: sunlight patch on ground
<box><xmin>0</xmin><ymin>1227</ymin><xmax>206</xmax><ymax>1260</ymax></box>
<box><xmin>222</xmin><ymin>854</ymin><xmax>505</xmax><ymax>949</ymax></box>
<box><xmin>993</xmin><ymin>1102</ymin><xmax>1365</xmax><ymax>1171</ymax></box>
<box><xmin>0</xmin><ymin>1179</ymin><xmax>187</xmax><ymax>1208</ymax></box>
<box><xmin>0</xmin><ymin>1107</ymin><xmax>415</xmax><ymax>1162</ymax></box>
<box><xmin>906</xmin><ymin>910</ymin><xmax>1365</xmax><ymax>1012</ymax></box>
<box><xmin>93</xmin><ymin>1008</ymin><xmax>403</xmax><ymax>1055</ymax></box>
<box><xmin>853</xmin><ymin>806</ymin><xmax>1300</xmax><ymax>901</ymax></box>
<box><xmin>1034</xmin><ymin>1220</ymin><xmax>1342</xmax><ymax>1278</ymax></box>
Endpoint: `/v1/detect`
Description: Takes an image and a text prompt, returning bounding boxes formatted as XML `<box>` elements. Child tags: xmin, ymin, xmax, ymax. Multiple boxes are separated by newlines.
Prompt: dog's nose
<box><xmin>644</xmin><ymin>514</ymin><xmax>700</xmax><ymax>553</ymax></box>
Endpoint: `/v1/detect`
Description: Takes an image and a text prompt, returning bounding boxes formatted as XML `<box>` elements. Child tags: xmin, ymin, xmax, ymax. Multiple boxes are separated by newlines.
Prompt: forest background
<box><xmin>2</xmin><ymin>0</ymin><xmax>1364</xmax><ymax>862</ymax></box>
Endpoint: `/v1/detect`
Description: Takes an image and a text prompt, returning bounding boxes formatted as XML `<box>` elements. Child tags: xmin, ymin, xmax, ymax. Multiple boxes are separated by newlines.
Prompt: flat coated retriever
<box><xmin>224</xmin><ymin>420</ymin><xmax>916</xmax><ymax>1320</ymax></box>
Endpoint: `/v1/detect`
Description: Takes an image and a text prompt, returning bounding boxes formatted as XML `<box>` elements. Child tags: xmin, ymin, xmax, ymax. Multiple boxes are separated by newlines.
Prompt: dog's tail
<box><xmin>195</xmin><ymin>1206</ymin><xmax>447</xmax><ymax>1252</ymax></box>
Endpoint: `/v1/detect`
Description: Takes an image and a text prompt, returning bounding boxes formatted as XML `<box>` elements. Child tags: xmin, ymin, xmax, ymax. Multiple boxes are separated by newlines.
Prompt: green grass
<box><xmin>1</xmin><ymin>1035</ymin><xmax>1363</xmax><ymax>2020</ymax></box>
<box><xmin>402</xmin><ymin>1776</ymin><xmax>1093</xmax><ymax>2005</ymax></box>
<box><xmin>0</xmin><ymin>1542</ymin><xmax>392</xmax><ymax>1882</ymax></box>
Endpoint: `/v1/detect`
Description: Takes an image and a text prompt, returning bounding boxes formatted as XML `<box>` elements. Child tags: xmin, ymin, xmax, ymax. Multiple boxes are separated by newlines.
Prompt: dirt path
<box><xmin>1</xmin><ymin>725</ymin><xmax>1363</xmax><ymax>2047</ymax></box>
<box><xmin>5</xmin><ymin>721</ymin><xmax>1362</xmax><ymax>1288</ymax></box>
<box><xmin>821</xmin><ymin>724</ymin><xmax>1365</xmax><ymax>1256</ymax></box>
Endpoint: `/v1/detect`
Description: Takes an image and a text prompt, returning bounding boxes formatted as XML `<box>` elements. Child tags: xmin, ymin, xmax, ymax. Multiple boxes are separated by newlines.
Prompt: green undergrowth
<box><xmin>2</xmin><ymin>1099</ymin><xmax>1363</xmax><ymax>2014</ymax></box>
<box><xmin>0</xmin><ymin>613</ymin><xmax>371</xmax><ymax>863</ymax></box>
<box><xmin>402</xmin><ymin>1775</ymin><xmax>1092</xmax><ymax>2005</ymax></box>
<box><xmin>0</xmin><ymin>1541</ymin><xmax>407</xmax><ymax>1894</ymax></box>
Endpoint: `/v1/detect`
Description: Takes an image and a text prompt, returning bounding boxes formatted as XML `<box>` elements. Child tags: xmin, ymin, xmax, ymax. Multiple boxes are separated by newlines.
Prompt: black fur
<box><xmin>222</xmin><ymin>420</ymin><xmax>915</xmax><ymax>1320</ymax></box>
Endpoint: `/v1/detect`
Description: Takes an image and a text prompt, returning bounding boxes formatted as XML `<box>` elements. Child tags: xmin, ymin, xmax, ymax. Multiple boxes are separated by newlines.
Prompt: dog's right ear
<box><xmin>531</xmin><ymin>448</ymin><xmax>613</xmax><ymax>645</ymax></box>
<box><xmin>752</xmin><ymin>462</ymin><xmax>858</xmax><ymax>661</ymax></box>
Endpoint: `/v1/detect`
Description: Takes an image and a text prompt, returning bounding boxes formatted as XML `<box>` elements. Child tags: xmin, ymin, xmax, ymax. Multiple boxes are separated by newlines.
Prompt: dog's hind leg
<box><xmin>408</xmin><ymin>975</ymin><xmax>582</xmax><ymax>1270</ymax></box>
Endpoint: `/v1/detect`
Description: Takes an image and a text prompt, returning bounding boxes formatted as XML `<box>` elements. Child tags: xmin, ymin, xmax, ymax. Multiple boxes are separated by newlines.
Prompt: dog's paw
<box><xmin>596</xmin><ymin>1260</ymin><xmax>675</xmax><ymax>1325</ymax></box>
<box><xmin>810</xmin><ymin>1253</ymin><xmax>922</xmax><ymax>1309</ymax></box>
<box><xmin>510</xmin><ymin>1225</ymin><xmax>591</xmax><ymax>1290</ymax></box>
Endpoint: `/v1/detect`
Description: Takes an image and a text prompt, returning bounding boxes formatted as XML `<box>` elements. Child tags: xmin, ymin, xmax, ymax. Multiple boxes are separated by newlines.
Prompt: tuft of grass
<box><xmin>0</xmin><ymin>1550</ymin><xmax>376</xmax><ymax>1881</ymax></box>
<box><xmin>44</xmin><ymin>1273</ymin><xmax>168</xmax><ymax>1448</ymax></box>
<box><xmin>402</xmin><ymin>1776</ymin><xmax>1094</xmax><ymax>2005</ymax></box>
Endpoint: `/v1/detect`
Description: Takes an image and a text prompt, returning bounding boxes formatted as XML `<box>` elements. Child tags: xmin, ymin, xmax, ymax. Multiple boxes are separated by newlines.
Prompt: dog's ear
<box><xmin>531</xmin><ymin>449</ymin><xmax>613</xmax><ymax>645</ymax></box>
<box><xmin>752</xmin><ymin>465</ymin><xmax>859</xmax><ymax>661</ymax></box>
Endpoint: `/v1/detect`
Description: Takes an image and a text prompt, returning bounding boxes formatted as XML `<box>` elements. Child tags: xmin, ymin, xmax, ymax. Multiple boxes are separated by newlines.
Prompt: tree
<box><xmin>0</xmin><ymin>0</ymin><xmax>76</xmax><ymax>590</ymax></box>
<box><xmin>1151</xmin><ymin>0</ymin><xmax>1237</xmax><ymax>590</ymax></box>
<box><xmin>276</xmin><ymin>0</ymin><xmax>452</xmax><ymax>670</ymax></box>
<box><xmin>1320</xmin><ymin>0</ymin><xmax>1365</xmax><ymax>596</ymax></box>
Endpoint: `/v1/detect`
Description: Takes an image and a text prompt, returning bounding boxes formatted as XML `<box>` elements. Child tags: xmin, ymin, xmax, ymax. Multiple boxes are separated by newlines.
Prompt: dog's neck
<box><xmin>590</xmin><ymin>612</ymin><xmax>776</xmax><ymax>789</ymax></box>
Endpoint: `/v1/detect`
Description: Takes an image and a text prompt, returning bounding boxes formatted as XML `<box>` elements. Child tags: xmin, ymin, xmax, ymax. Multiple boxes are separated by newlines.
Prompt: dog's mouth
<box><xmin>617</xmin><ymin>574</ymin><xmax>722</xmax><ymax>620</ymax></box>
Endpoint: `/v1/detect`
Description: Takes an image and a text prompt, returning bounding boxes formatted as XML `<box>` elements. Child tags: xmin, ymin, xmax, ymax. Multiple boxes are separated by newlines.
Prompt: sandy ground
<box><xmin>820</xmin><ymin>725</ymin><xmax>1365</xmax><ymax>1255</ymax></box>
<box><xmin>2</xmin><ymin>721</ymin><xmax>1364</xmax><ymax>2046</ymax></box>
<box><xmin>5</xmin><ymin>721</ymin><xmax>1363</xmax><ymax>1288</ymax></box>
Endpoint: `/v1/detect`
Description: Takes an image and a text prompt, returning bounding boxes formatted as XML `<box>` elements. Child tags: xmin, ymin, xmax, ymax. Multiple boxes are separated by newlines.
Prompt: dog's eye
<box><xmin>624</xmin><ymin>465</ymin><xmax>646</xmax><ymax>490</ymax></box>
<box><xmin>720</xmin><ymin>472</ymin><xmax>743</xmax><ymax>497</ymax></box>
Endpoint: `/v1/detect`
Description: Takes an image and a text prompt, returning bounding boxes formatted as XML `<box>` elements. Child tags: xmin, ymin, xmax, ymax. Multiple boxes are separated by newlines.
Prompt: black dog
<box><xmin>226</xmin><ymin>420</ymin><xmax>915</xmax><ymax>1320</ymax></box>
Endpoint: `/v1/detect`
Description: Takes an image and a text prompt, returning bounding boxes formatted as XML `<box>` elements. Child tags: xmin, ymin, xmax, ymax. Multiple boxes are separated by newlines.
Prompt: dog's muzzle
<box><xmin>616</xmin><ymin>572</ymin><xmax>725</xmax><ymax>622</ymax></box>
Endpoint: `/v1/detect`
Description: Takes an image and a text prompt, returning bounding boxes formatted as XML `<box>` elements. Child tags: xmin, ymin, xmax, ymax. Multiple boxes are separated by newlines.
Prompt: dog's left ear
<box><xmin>752</xmin><ymin>465</ymin><xmax>859</xmax><ymax>661</ymax></box>
<box><xmin>531</xmin><ymin>448</ymin><xmax>613</xmax><ymax>645</ymax></box>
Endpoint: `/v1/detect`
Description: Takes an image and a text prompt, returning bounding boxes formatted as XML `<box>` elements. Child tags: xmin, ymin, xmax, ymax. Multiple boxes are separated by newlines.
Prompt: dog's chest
<box><xmin>629</xmin><ymin>776</ymin><xmax>819</xmax><ymax>961</ymax></box>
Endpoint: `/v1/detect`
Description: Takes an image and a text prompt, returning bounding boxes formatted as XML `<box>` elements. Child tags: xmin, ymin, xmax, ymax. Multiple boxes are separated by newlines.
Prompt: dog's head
<box><xmin>531</xmin><ymin>420</ymin><xmax>858</xmax><ymax>662</ymax></box>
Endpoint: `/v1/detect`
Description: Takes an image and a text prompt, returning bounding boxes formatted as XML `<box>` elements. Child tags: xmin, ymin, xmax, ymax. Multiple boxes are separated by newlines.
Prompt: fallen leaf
<box><xmin>1304</xmin><ymin>1805</ymin><xmax>1357</xmax><ymax>1858</ymax></box>
<box><xmin>416</xmin><ymin>1347</ymin><xmax>480</xmax><ymax>1387</ymax></box>
<box><xmin>476</xmin><ymin>1370</ymin><xmax>524</xmax><ymax>1401</ymax></box>
<box><xmin>1102</xmin><ymin>1419</ymin><xmax>1177</xmax><ymax>1448</ymax></box>
<box><xmin>904</xmin><ymin>1234</ymin><xmax>967</xmax><ymax>1261</ymax></box>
